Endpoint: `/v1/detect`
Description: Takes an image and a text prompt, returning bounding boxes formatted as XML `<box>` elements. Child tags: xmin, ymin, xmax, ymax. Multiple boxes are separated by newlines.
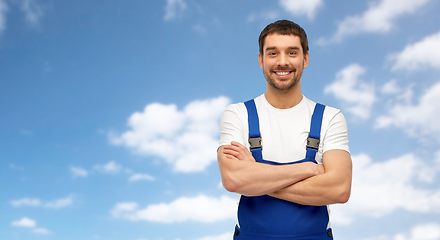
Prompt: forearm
<box><xmin>218</xmin><ymin>145</ymin><xmax>321</xmax><ymax>196</ymax></box>
<box><xmin>270</xmin><ymin>150</ymin><xmax>352</xmax><ymax>206</ymax></box>
<box><xmin>269</xmin><ymin>169</ymin><xmax>351</xmax><ymax>206</ymax></box>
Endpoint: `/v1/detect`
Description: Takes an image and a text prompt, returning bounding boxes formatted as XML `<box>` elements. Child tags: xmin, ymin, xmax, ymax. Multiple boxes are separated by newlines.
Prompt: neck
<box><xmin>264</xmin><ymin>82</ymin><xmax>303</xmax><ymax>109</ymax></box>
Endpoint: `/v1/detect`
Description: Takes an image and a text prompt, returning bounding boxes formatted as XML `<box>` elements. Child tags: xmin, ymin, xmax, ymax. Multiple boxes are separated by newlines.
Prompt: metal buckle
<box><xmin>249</xmin><ymin>137</ymin><xmax>262</xmax><ymax>150</ymax></box>
<box><xmin>307</xmin><ymin>137</ymin><xmax>320</xmax><ymax>150</ymax></box>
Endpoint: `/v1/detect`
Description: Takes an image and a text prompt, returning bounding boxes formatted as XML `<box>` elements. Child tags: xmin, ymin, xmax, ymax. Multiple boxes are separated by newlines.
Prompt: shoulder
<box><xmin>220</xmin><ymin>100</ymin><xmax>249</xmax><ymax>126</ymax></box>
<box><xmin>303</xmin><ymin>98</ymin><xmax>350</xmax><ymax>153</ymax></box>
<box><xmin>219</xmin><ymin>98</ymin><xmax>259</xmax><ymax>147</ymax></box>
<box><xmin>222</xmin><ymin>102</ymin><xmax>246</xmax><ymax>118</ymax></box>
<box><xmin>302</xmin><ymin>97</ymin><xmax>348</xmax><ymax>137</ymax></box>
<box><xmin>323</xmin><ymin>105</ymin><xmax>344</xmax><ymax>122</ymax></box>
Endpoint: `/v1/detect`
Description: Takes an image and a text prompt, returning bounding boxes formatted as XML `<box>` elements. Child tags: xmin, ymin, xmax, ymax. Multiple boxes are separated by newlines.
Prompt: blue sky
<box><xmin>1</xmin><ymin>0</ymin><xmax>440</xmax><ymax>239</ymax></box>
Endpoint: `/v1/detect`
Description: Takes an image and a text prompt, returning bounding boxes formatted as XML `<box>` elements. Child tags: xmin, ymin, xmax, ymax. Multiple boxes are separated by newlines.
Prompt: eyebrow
<box><xmin>265</xmin><ymin>46</ymin><xmax>300</xmax><ymax>52</ymax></box>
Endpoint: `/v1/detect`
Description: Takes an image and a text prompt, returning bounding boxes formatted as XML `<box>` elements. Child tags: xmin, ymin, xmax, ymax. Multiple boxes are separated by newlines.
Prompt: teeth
<box><xmin>276</xmin><ymin>71</ymin><xmax>290</xmax><ymax>76</ymax></box>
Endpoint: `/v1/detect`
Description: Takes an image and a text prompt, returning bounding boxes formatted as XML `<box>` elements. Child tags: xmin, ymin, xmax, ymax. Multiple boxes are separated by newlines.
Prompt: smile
<box><xmin>275</xmin><ymin>71</ymin><xmax>292</xmax><ymax>76</ymax></box>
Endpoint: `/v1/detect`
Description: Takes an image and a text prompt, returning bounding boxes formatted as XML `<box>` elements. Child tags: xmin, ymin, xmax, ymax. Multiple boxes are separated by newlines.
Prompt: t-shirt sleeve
<box><xmin>322</xmin><ymin>110</ymin><xmax>350</xmax><ymax>154</ymax></box>
<box><xmin>219</xmin><ymin>104</ymin><xmax>247</xmax><ymax>148</ymax></box>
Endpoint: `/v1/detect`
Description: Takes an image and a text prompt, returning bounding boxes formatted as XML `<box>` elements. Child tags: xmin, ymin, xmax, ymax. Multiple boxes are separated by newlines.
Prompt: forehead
<box><xmin>263</xmin><ymin>33</ymin><xmax>302</xmax><ymax>52</ymax></box>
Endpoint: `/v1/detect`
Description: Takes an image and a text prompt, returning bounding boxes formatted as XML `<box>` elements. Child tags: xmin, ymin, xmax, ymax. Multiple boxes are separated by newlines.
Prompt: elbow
<box><xmin>221</xmin><ymin>174</ymin><xmax>239</xmax><ymax>193</ymax></box>
<box><xmin>337</xmin><ymin>189</ymin><xmax>350</xmax><ymax>204</ymax></box>
<box><xmin>222</xmin><ymin>179</ymin><xmax>237</xmax><ymax>193</ymax></box>
<box><xmin>334</xmin><ymin>185</ymin><xmax>351</xmax><ymax>204</ymax></box>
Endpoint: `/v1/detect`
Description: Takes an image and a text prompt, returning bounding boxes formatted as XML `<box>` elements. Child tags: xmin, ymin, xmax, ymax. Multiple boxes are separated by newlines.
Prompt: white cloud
<box><xmin>381</xmin><ymin>80</ymin><xmax>414</xmax><ymax>104</ymax></box>
<box><xmin>195</xmin><ymin>232</ymin><xmax>232</xmax><ymax>240</ymax></box>
<box><xmin>10</xmin><ymin>198</ymin><xmax>41</xmax><ymax>207</ymax></box>
<box><xmin>128</xmin><ymin>173</ymin><xmax>155</xmax><ymax>182</ymax></box>
<box><xmin>357</xmin><ymin>223</ymin><xmax>440</xmax><ymax>240</ymax></box>
<box><xmin>112</xmin><ymin>202</ymin><xmax>138</xmax><ymax>212</ymax></box>
<box><xmin>193</xmin><ymin>24</ymin><xmax>207</xmax><ymax>35</ymax></box>
<box><xmin>279</xmin><ymin>0</ymin><xmax>323</xmax><ymax>20</ymax></box>
<box><xmin>390</xmin><ymin>31</ymin><xmax>440</xmax><ymax>71</ymax></box>
<box><xmin>331</xmin><ymin>153</ymin><xmax>440</xmax><ymax>225</ymax></box>
<box><xmin>381</xmin><ymin>79</ymin><xmax>400</xmax><ymax>95</ymax></box>
<box><xmin>10</xmin><ymin>196</ymin><xmax>73</xmax><ymax>209</ymax></box>
<box><xmin>435</xmin><ymin>151</ymin><xmax>440</xmax><ymax>171</ymax></box>
<box><xmin>0</xmin><ymin>0</ymin><xmax>7</xmax><ymax>33</ymax></box>
<box><xmin>324</xmin><ymin>64</ymin><xmax>375</xmax><ymax>119</ymax></box>
<box><xmin>32</xmin><ymin>228</ymin><xmax>51</xmax><ymax>235</ymax></box>
<box><xmin>44</xmin><ymin>196</ymin><xmax>73</xmax><ymax>209</ymax></box>
<box><xmin>11</xmin><ymin>217</ymin><xmax>36</xmax><ymax>228</ymax></box>
<box><xmin>94</xmin><ymin>160</ymin><xmax>122</xmax><ymax>174</ymax></box>
<box><xmin>111</xmin><ymin>195</ymin><xmax>237</xmax><ymax>223</ymax></box>
<box><xmin>405</xmin><ymin>223</ymin><xmax>440</xmax><ymax>240</ymax></box>
<box><xmin>70</xmin><ymin>166</ymin><xmax>88</xmax><ymax>178</ymax></box>
<box><xmin>247</xmin><ymin>10</ymin><xmax>279</xmax><ymax>23</ymax></box>
<box><xmin>0</xmin><ymin>0</ymin><xmax>44</xmax><ymax>34</ymax></box>
<box><xmin>110</xmin><ymin>96</ymin><xmax>230</xmax><ymax>172</ymax></box>
<box><xmin>319</xmin><ymin>0</ymin><xmax>431</xmax><ymax>44</ymax></box>
<box><xmin>164</xmin><ymin>0</ymin><xmax>186</xmax><ymax>21</ymax></box>
<box><xmin>11</xmin><ymin>217</ymin><xmax>51</xmax><ymax>235</ymax></box>
<box><xmin>246</xmin><ymin>0</ymin><xmax>323</xmax><ymax>24</ymax></box>
<box><xmin>19</xmin><ymin>0</ymin><xmax>43</xmax><ymax>26</ymax></box>
<box><xmin>375</xmin><ymin>81</ymin><xmax>440</xmax><ymax>140</ymax></box>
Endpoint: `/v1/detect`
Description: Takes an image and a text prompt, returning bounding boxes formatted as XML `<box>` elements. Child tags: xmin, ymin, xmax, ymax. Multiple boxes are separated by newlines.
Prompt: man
<box><xmin>217</xmin><ymin>20</ymin><xmax>352</xmax><ymax>240</ymax></box>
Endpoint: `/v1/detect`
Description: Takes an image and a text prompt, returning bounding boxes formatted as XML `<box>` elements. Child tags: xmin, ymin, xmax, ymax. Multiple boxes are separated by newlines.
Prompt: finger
<box><xmin>231</xmin><ymin>141</ymin><xmax>246</xmax><ymax>148</ymax></box>
<box><xmin>223</xmin><ymin>146</ymin><xmax>241</xmax><ymax>154</ymax></box>
<box><xmin>230</xmin><ymin>141</ymin><xmax>249</xmax><ymax>151</ymax></box>
<box><xmin>225</xmin><ymin>153</ymin><xmax>239</xmax><ymax>160</ymax></box>
<box><xmin>223</xmin><ymin>149</ymin><xmax>242</xmax><ymax>159</ymax></box>
<box><xmin>224</xmin><ymin>145</ymin><xmax>243</xmax><ymax>153</ymax></box>
<box><xmin>231</xmin><ymin>141</ymin><xmax>253</xmax><ymax>154</ymax></box>
<box><xmin>223</xmin><ymin>148</ymin><xmax>239</xmax><ymax>155</ymax></box>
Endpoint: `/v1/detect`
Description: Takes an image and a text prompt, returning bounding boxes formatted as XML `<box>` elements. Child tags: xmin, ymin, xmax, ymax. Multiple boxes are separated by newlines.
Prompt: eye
<box><xmin>289</xmin><ymin>51</ymin><xmax>297</xmax><ymax>56</ymax></box>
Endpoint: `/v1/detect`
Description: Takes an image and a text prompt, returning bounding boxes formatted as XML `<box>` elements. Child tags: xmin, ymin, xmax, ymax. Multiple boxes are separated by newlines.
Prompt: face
<box><xmin>258</xmin><ymin>33</ymin><xmax>309</xmax><ymax>92</ymax></box>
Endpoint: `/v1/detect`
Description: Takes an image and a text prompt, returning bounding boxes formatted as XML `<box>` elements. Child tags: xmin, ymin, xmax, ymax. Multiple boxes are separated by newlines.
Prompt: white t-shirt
<box><xmin>219</xmin><ymin>94</ymin><xmax>349</xmax><ymax>163</ymax></box>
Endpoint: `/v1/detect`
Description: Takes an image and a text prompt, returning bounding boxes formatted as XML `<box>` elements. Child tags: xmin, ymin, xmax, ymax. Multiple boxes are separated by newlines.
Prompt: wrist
<box><xmin>299</xmin><ymin>162</ymin><xmax>320</xmax><ymax>178</ymax></box>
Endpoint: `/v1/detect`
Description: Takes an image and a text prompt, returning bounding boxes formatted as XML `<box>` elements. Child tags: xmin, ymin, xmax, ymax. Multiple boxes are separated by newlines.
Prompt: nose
<box><xmin>277</xmin><ymin>52</ymin><xmax>289</xmax><ymax>66</ymax></box>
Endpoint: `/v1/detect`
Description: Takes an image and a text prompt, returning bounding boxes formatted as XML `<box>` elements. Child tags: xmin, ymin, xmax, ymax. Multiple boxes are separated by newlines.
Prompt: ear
<box><xmin>303</xmin><ymin>52</ymin><xmax>309</xmax><ymax>69</ymax></box>
<box><xmin>258</xmin><ymin>53</ymin><xmax>264</xmax><ymax>70</ymax></box>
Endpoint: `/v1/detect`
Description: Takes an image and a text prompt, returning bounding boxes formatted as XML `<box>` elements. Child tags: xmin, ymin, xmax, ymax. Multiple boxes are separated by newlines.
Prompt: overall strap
<box><xmin>305</xmin><ymin>103</ymin><xmax>326</xmax><ymax>162</ymax></box>
<box><xmin>244</xmin><ymin>99</ymin><xmax>263</xmax><ymax>161</ymax></box>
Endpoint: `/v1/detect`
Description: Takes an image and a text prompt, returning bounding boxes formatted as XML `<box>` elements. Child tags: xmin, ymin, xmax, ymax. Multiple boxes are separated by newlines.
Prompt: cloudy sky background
<box><xmin>1</xmin><ymin>0</ymin><xmax>440</xmax><ymax>239</ymax></box>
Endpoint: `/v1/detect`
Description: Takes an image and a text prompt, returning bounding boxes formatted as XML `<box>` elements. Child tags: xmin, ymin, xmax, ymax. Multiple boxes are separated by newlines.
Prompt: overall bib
<box><xmin>233</xmin><ymin>99</ymin><xmax>333</xmax><ymax>240</ymax></box>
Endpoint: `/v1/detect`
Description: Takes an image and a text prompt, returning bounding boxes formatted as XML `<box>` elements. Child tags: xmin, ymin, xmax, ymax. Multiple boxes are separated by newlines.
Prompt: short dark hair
<box><xmin>259</xmin><ymin>20</ymin><xmax>309</xmax><ymax>55</ymax></box>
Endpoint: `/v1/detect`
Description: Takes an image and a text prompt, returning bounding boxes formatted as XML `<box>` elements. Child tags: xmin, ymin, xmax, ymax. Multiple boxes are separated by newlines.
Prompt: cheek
<box><xmin>294</xmin><ymin>60</ymin><xmax>304</xmax><ymax>68</ymax></box>
<box><xmin>260</xmin><ymin>61</ymin><xmax>268</xmax><ymax>71</ymax></box>
<box><xmin>262</xmin><ymin>59</ymin><xmax>274</xmax><ymax>70</ymax></box>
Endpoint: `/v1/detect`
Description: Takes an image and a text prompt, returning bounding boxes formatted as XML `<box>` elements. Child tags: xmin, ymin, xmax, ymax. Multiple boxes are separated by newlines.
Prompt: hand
<box><xmin>315</xmin><ymin>163</ymin><xmax>325</xmax><ymax>175</ymax></box>
<box><xmin>222</xmin><ymin>141</ymin><xmax>256</xmax><ymax>162</ymax></box>
<box><xmin>300</xmin><ymin>162</ymin><xmax>325</xmax><ymax>176</ymax></box>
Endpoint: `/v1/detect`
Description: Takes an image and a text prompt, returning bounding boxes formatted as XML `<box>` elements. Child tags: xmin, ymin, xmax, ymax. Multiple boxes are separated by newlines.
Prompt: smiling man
<box><xmin>217</xmin><ymin>20</ymin><xmax>352</xmax><ymax>240</ymax></box>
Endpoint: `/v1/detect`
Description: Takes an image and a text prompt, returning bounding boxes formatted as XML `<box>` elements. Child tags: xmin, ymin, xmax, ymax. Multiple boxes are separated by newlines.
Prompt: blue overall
<box><xmin>233</xmin><ymin>99</ymin><xmax>333</xmax><ymax>240</ymax></box>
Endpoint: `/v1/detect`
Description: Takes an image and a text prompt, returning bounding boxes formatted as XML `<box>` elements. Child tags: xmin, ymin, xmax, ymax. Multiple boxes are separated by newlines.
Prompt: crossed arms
<box><xmin>217</xmin><ymin>141</ymin><xmax>352</xmax><ymax>206</ymax></box>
